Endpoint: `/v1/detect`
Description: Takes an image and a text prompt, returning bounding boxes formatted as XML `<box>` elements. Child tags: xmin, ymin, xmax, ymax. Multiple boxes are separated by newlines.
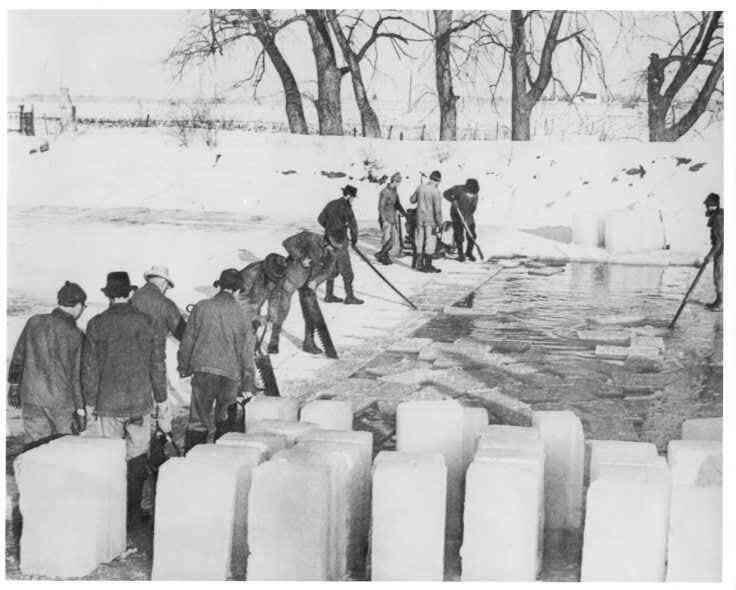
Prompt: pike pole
<box><xmin>352</xmin><ymin>244</ymin><xmax>418</xmax><ymax>310</ymax></box>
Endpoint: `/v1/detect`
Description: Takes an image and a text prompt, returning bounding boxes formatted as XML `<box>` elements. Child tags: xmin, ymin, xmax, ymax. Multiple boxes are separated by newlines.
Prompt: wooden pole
<box><xmin>669</xmin><ymin>250</ymin><xmax>713</xmax><ymax>329</ymax></box>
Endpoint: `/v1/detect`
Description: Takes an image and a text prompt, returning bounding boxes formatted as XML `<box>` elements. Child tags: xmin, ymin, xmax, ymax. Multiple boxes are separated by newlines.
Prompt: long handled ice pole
<box><xmin>669</xmin><ymin>249</ymin><xmax>713</xmax><ymax>330</ymax></box>
<box><xmin>352</xmin><ymin>244</ymin><xmax>418</xmax><ymax>310</ymax></box>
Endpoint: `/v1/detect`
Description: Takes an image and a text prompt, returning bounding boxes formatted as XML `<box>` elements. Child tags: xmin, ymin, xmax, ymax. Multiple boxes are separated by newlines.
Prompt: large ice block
<box><xmin>667</xmin><ymin>440</ymin><xmax>722</xmax><ymax>486</ymax></box>
<box><xmin>300</xmin><ymin>399</ymin><xmax>353</xmax><ymax>431</ymax></box>
<box><xmin>581</xmin><ymin>464</ymin><xmax>670</xmax><ymax>582</ymax></box>
<box><xmin>295</xmin><ymin>440</ymin><xmax>363</xmax><ymax>580</ymax></box>
<box><xmin>152</xmin><ymin>453</ymin><xmax>258</xmax><ymax>580</ymax></box>
<box><xmin>216</xmin><ymin>431</ymin><xmax>289</xmax><ymax>458</ymax></box>
<box><xmin>247</xmin><ymin>455</ymin><xmax>331</xmax><ymax>580</ymax></box>
<box><xmin>532</xmin><ymin>411</ymin><xmax>584</xmax><ymax>529</ymax></box>
<box><xmin>666</xmin><ymin>485</ymin><xmax>722</xmax><ymax>582</ymax></box>
<box><xmin>681</xmin><ymin>417</ymin><xmax>723</xmax><ymax>441</ymax></box>
<box><xmin>588</xmin><ymin>440</ymin><xmax>659</xmax><ymax>482</ymax></box>
<box><xmin>244</xmin><ymin>396</ymin><xmax>299</xmax><ymax>429</ymax></box>
<box><xmin>183</xmin><ymin>444</ymin><xmax>265</xmax><ymax>579</ymax></box>
<box><xmin>461</xmin><ymin>448</ymin><xmax>543</xmax><ymax>580</ymax></box>
<box><xmin>396</xmin><ymin>400</ymin><xmax>464</xmax><ymax>544</ymax></box>
<box><xmin>371</xmin><ymin>452</ymin><xmax>447</xmax><ymax>581</ymax></box>
<box><xmin>297</xmin><ymin>429</ymin><xmax>373</xmax><ymax>576</ymax></box>
<box><xmin>461</xmin><ymin>407</ymin><xmax>488</xmax><ymax>472</ymax></box>
<box><xmin>247</xmin><ymin>419</ymin><xmax>319</xmax><ymax>444</ymax></box>
<box><xmin>14</xmin><ymin>436</ymin><xmax>126</xmax><ymax>578</ymax></box>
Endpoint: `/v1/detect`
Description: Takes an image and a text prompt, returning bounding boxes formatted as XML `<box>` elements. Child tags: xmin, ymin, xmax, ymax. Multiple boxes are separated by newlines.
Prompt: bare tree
<box><xmin>167</xmin><ymin>10</ymin><xmax>309</xmax><ymax>135</ymax></box>
<box><xmin>326</xmin><ymin>11</ymin><xmax>411</xmax><ymax>138</ymax></box>
<box><xmin>476</xmin><ymin>11</ymin><xmax>605</xmax><ymax>140</ymax></box>
<box><xmin>399</xmin><ymin>11</ymin><xmax>493</xmax><ymax>141</ymax></box>
<box><xmin>646</xmin><ymin>11</ymin><xmax>723</xmax><ymax>141</ymax></box>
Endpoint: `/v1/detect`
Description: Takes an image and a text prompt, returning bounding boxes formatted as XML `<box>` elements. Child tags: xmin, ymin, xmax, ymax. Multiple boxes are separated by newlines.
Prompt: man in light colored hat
<box><xmin>131</xmin><ymin>265</ymin><xmax>185</xmax><ymax>427</ymax></box>
<box><xmin>375</xmin><ymin>172</ymin><xmax>406</xmax><ymax>265</ymax></box>
<box><xmin>8</xmin><ymin>281</ymin><xmax>88</xmax><ymax>448</ymax></box>
<box><xmin>410</xmin><ymin>170</ymin><xmax>443</xmax><ymax>273</ymax></box>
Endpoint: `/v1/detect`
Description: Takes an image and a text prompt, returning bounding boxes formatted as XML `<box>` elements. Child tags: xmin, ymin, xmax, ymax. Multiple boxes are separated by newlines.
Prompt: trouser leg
<box><xmin>188</xmin><ymin>372</ymin><xmax>217</xmax><ymax>444</ymax></box>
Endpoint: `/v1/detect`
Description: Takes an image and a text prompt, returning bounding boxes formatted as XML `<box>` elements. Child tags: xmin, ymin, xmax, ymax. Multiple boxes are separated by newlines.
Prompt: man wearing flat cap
<box><xmin>317</xmin><ymin>184</ymin><xmax>364</xmax><ymax>305</ymax></box>
<box><xmin>8</xmin><ymin>281</ymin><xmax>88</xmax><ymax>447</ymax></box>
<box><xmin>82</xmin><ymin>271</ymin><xmax>167</xmax><ymax>522</ymax></box>
<box><xmin>178</xmin><ymin>268</ymin><xmax>256</xmax><ymax>450</ymax></box>
<box><xmin>375</xmin><ymin>172</ymin><xmax>406</xmax><ymax>265</ymax></box>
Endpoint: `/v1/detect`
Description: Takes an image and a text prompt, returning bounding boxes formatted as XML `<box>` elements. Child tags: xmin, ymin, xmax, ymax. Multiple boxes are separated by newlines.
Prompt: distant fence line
<box><xmin>8</xmin><ymin>104</ymin><xmax>658</xmax><ymax>142</ymax></box>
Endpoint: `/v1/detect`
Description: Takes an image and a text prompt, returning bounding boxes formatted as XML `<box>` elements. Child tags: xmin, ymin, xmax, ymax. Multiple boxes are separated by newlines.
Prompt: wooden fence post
<box><xmin>19</xmin><ymin>105</ymin><xmax>24</xmax><ymax>134</ymax></box>
<box><xmin>420</xmin><ymin>124</ymin><xmax>426</xmax><ymax>141</ymax></box>
<box><xmin>387</xmin><ymin>125</ymin><xmax>393</xmax><ymax>139</ymax></box>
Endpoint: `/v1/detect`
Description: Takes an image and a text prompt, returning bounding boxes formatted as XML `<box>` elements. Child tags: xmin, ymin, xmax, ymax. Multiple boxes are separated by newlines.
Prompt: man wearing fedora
<box><xmin>131</xmin><ymin>265</ymin><xmax>186</xmax><ymax>428</ymax></box>
<box><xmin>178</xmin><ymin>268</ymin><xmax>256</xmax><ymax>450</ymax></box>
<box><xmin>82</xmin><ymin>271</ymin><xmax>167</xmax><ymax>522</ymax></box>
<box><xmin>317</xmin><ymin>184</ymin><xmax>364</xmax><ymax>305</ymax></box>
<box><xmin>8</xmin><ymin>281</ymin><xmax>88</xmax><ymax>447</ymax></box>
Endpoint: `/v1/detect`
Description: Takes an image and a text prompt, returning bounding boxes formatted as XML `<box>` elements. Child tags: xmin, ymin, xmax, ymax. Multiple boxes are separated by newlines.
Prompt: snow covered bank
<box><xmin>8</xmin><ymin>128</ymin><xmax>721</xmax><ymax>262</ymax></box>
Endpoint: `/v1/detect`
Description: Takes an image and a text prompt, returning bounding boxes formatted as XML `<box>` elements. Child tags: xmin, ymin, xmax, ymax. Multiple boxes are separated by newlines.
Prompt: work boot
<box><xmin>456</xmin><ymin>245</ymin><xmax>466</xmax><ymax>262</ymax></box>
<box><xmin>424</xmin><ymin>254</ymin><xmax>442</xmax><ymax>273</ymax></box>
<box><xmin>183</xmin><ymin>428</ymin><xmax>208</xmax><ymax>453</ymax></box>
<box><xmin>266</xmin><ymin>325</ymin><xmax>280</xmax><ymax>354</ymax></box>
<box><xmin>411</xmin><ymin>253</ymin><xmax>418</xmax><ymax>270</ymax></box>
<box><xmin>344</xmin><ymin>281</ymin><xmax>365</xmax><ymax>305</ymax></box>
<box><xmin>705</xmin><ymin>296</ymin><xmax>722</xmax><ymax>311</ymax></box>
<box><xmin>214</xmin><ymin>420</ymin><xmax>230</xmax><ymax>441</ymax></box>
<box><xmin>126</xmin><ymin>454</ymin><xmax>150</xmax><ymax>523</ymax></box>
<box><xmin>466</xmin><ymin>243</ymin><xmax>476</xmax><ymax>262</ymax></box>
<box><xmin>324</xmin><ymin>280</ymin><xmax>343</xmax><ymax>303</ymax></box>
<box><xmin>302</xmin><ymin>324</ymin><xmax>323</xmax><ymax>355</ymax></box>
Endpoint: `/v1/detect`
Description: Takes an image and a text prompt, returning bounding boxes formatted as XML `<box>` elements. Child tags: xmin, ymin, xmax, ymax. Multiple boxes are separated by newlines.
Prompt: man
<box><xmin>8</xmin><ymin>281</ymin><xmax>87</xmax><ymax>448</ymax></box>
<box><xmin>82</xmin><ymin>272</ymin><xmax>167</xmax><ymax>522</ymax></box>
<box><xmin>178</xmin><ymin>269</ymin><xmax>256</xmax><ymax>450</ymax></box>
<box><xmin>281</xmin><ymin>229</ymin><xmax>342</xmax><ymax>354</ymax></box>
<box><xmin>317</xmin><ymin>184</ymin><xmax>364</xmax><ymax>304</ymax></box>
<box><xmin>375</xmin><ymin>172</ymin><xmax>406</xmax><ymax>265</ymax></box>
<box><xmin>410</xmin><ymin>170</ymin><xmax>443</xmax><ymax>273</ymax></box>
<box><xmin>443</xmin><ymin>178</ymin><xmax>480</xmax><ymax>262</ymax></box>
<box><xmin>130</xmin><ymin>265</ymin><xmax>185</xmax><ymax>429</ymax></box>
<box><xmin>704</xmin><ymin>193</ymin><xmax>724</xmax><ymax>311</ymax></box>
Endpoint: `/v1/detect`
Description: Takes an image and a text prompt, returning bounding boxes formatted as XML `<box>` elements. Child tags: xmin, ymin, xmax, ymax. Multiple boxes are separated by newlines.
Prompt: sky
<box><xmin>6</xmin><ymin>10</ymin><xmax>717</xmax><ymax>103</ymax></box>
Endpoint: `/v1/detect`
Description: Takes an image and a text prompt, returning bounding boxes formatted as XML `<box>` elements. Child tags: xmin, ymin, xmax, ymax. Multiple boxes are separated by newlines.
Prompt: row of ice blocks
<box><xmin>581</xmin><ymin>438</ymin><xmax>723</xmax><ymax>582</ymax></box>
<box><xmin>244</xmin><ymin>396</ymin><xmax>353</xmax><ymax>431</ymax></box>
<box><xmin>246</xmin><ymin>429</ymin><xmax>373</xmax><ymax>580</ymax></box>
<box><xmin>13</xmin><ymin>436</ymin><xmax>126</xmax><ymax>578</ymax></box>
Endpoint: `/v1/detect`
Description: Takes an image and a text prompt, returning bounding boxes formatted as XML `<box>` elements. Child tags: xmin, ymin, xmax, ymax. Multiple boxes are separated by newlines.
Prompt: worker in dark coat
<box><xmin>82</xmin><ymin>271</ymin><xmax>167</xmax><ymax>522</ymax></box>
<box><xmin>443</xmin><ymin>178</ymin><xmax>480</xmax><ymax>262</ymax></box>
<box><xmin>317</xmin><ymin>184</ymin><xmax>364</xmax><ymax>304</ymax></box>
<box><xmin>8</xmin><ymin>281</ymin><xmax>87</xmax><ymax>447</ymax></box>
<box><xmin>178</xmin><ymin>269</ymin><xmax>256</xmax><ymax>450</ymax></box>
<box><xmin>375</xmin><ymin>172</ymin><xmax>406</xmax><ymax>265</ymax></box>
<box><xmin>704</xmin><ymin>192</ymin><xmax>724</xmax><ymax>311</ymax></box>
<box><xmin>130</xmin><ymin>265</ymin><xmax>184</xmax><ymax>432</ymax></box>
<box><xmin>281</xmin><ymin>229</ymin><xmax>342</xmax><ymax>354</ymax></box>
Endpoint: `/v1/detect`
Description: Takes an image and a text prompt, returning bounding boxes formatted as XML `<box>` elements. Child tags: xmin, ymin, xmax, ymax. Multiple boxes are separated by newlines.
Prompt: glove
<box><xmin>252</xmin><ymin>315</ymin><xmax>268</xmax><ymax>331</ymax></box>
<box><xmin>306</xmin><ymin>280</ymin><xmax>317</xmax><ymax>291</ymax></box>
<box><xmin>8</xmin><ymin>383</ymin><xmax>21</xmax><ymax>409</ymax></box>
<box><xmin>178</xmin><ymin>366</ymin><xmax>192</xmax><ymax>379</ymax></box>
<box><xmin>156</xmin><ymin>401</ymin><xmax>172</xmax><ymax>433</ymax></box>
<box><xmin>72</xmin><ymin>408</ymin><xmax>87</xmax><ymax>434</ymax></box>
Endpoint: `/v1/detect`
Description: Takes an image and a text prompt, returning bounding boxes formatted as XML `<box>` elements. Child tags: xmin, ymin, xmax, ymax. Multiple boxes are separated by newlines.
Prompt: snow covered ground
<box><xmin>5</xmin><ymin>127</ymin><xmax>722</xmax><ymax>402</ymax></box>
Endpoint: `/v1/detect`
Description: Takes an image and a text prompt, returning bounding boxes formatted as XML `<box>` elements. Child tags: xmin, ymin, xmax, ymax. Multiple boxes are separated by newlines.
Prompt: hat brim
<box><xmin>101</xmin><ymin>285</ymin><xmax>138</xmax><ymax>297</ymax></box>
<box><xmin>144</xmin><ymin>273</ymin><xmax>174</xmax><ymax>288</ymax></box>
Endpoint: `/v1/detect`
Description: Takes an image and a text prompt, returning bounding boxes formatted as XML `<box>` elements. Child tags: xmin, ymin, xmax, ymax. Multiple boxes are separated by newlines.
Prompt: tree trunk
<box><xmin>305</xmin><ymin>10</ymin><xmax>344</xmax><ymax>136</ymax></box>
<box><xmin>327</xmin><ymin>12</ymin><xmax>381</xmax><ymax>138</ymax></box>
<box><xmin>434</xmin><ymin>10</ymin><xmax>457</xmax><ymax>141</ymax></box>
<box><xmin>510</xmin><ymin>10</ymin><xmax>531</xmax><ymax>141</ymax></box>
<box><xmin>246</xmin><ymin>10</ymin><xmax>308</xmax><ymax>135</ymax></box>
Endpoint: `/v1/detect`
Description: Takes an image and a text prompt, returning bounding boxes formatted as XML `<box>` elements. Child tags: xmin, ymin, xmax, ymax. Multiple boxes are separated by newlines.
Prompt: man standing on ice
<box><xmin>443</xmin><ymin>178</ymin><xmax>480</xmax><ymax>262</ymax></box>
<box><xmin>704</xmin><ymin>193</ymin><xmax>723</xmax><ymax>311</ymax></box>
<box><xmin>375</xmin><ymin>172</ymin><xmax>406</xmax><ymax>265</ymax></box>
<box><xmin>281</xmin><ymin>229</ymin><xmax>342</xmax><ymax>354</ymax></box>
<box><xmin>8</xmin><ymin>281</ymin><xmax>88</xmax><ymax>448</ymax></box>
<box><xmin>177</xmin><ymin>269</ymin><xmax>255</xmax><ymax>449</ymax></box>
<box><xmin>410</xmin><ymin>170</ymin><xmax>443</xmax><ymax>273</ymax></box>
<box><xmin>82</xmin><ymin>271</ymin><xmax>167</xmax><ymax>523</ymax></box>
<box><xmin>317</xmin><ymin>184</ymin><xmax>364</xmax><ymax>305</ymax></box>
